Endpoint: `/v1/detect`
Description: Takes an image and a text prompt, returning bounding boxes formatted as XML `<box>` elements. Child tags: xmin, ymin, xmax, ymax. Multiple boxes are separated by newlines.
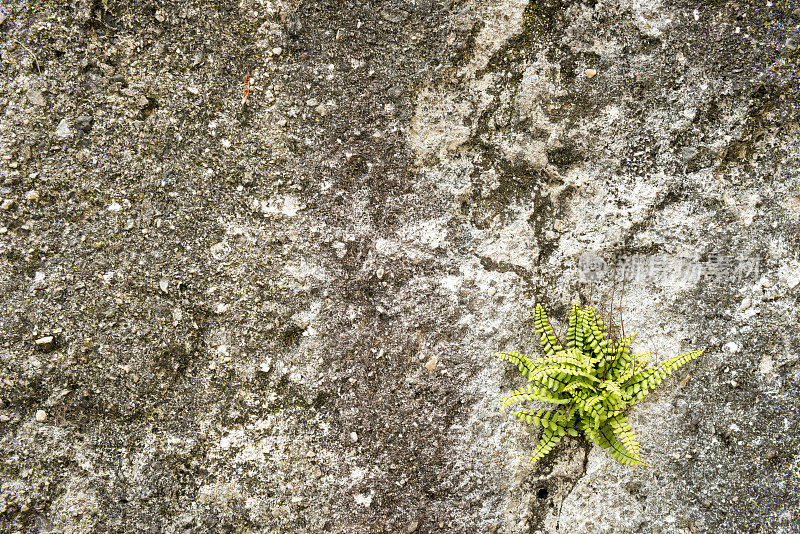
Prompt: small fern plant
<box><xmin>495</xmin><ymin>303</ymin><xmax>702</xmax><ymax>468</ymax></box>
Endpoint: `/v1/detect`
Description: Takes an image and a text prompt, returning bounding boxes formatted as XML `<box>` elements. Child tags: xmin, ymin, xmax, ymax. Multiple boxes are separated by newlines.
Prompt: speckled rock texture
<box><xmin>1</xmin><ymin>0</ymin><xmax>798</xmax><ymax>532</ymax></box>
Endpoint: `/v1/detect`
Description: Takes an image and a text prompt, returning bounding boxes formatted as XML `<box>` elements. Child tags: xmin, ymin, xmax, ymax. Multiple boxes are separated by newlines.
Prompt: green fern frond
<box><xmin>534</xmin><ymin>304</ymin><xmax>565</xmax><ymax>357</ymax></box>
<box><xmin>537</xmin><ymin>372</ymin><xmax>571</xmax><ymax>393</ymax></box>
<box><xmin>565</xmin><ymin>303</ymin><xmax>580</xmax><ymax>349</ymax></box>
<box><xmin>501</xmin><ymin>385</ymin><xmax>571</xmax><ymax>411</ymax></box>
<box><xmin>513</xmin><ymin>408</ymin><xmax>553</xmax><ymax>426</ymax></box>
<box><xmin>623</xmin><ymin>350</ymin><xmax>703</xmax><ymax>401</ymax></box>
<box><xmin>596</xmin><ymin>415</ymin><xmax>648</xmax><ymax>466</ymax></box>
<box><xmin>581</xmin><ymin>305</ymin><xmax>610</xmax><ymax>357</ymax></box>
<box><xmin>494</xmin><ymin>351</ymin><xmax>537</xmax><ymax>379</ymax></box>
<box><xmin>607</xmin><ymin>414</ymin><xmax>642</xmax><ymax>456</ymax></box>
<box><xmin>580</xmin><ymin>394</ymin><xmax>607</xmax><ymax>429</ymax></box>
<box><xmin>599</xmin><ymin>380</ymin><xmax>632</xmax><ymax>404</ymax></box>
<box><xmin>495</xmin><ymin>302</ymin><xmax>702</xmax><ymax>469</ymax></box>
<box><xmin>529</xmin><ymin>347</ymin><xmax>589</xmax><ymax>370</ymax></box>
<box><xmin>563</xmin><ymin>378</ymin><xmax>598</xmax><ymax>395</ymax></box>
<box><xmin>634</xmin><ymin>352</ymin><xmax>649</xmax><ymax>373</ymax></box>
<box><xmin>618</xmin><ymin>351</ymin><xmax>648</xmax><ymax>383</ymax></box>
<box><xmin>530</xmin><ymin>366</ymin><xmax>598</xmax><ymax>386</ymax></box>
<box><xmin>607</xmin><ymin>334</ymin><xmax>636</xmax><ymax>378</ymax></box>
<box><xmin>526</xmin><ymin>427</ymin><xmax>564</xmax><ymax>468</ymax></box>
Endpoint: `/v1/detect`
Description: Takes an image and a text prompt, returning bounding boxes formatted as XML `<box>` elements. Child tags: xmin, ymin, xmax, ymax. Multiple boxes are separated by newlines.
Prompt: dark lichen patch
<box><xmin>546</xmin><ymin>140</ymin><xmax>584</xmax><ymax>169</ymax></box>
<box><xmin>522</xmin><ymin>0</ymin><xmax>569</xmax><ymax>37</ymax></box>
<box><xmin>282</xmin><ymin>322</ymin><xmax>308</xmax><ymax>347</ymax></box>
<box><xmin>664</xmin><ymin>0</ymin><xmax>796</xmax><ymax>83</ymax></box>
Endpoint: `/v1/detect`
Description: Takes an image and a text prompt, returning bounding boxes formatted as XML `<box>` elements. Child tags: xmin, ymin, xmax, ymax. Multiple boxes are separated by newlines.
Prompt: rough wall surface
<box><xmin>0</xmin><ymin>0</ymin><xmax>798</xmax><ymax>532</ymax></box>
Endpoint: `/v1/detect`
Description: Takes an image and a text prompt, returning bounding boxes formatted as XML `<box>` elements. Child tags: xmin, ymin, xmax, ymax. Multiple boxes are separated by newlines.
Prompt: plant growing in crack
<box><xmin>495</xmin><ymin>303</ymin><xmax>702</xmax><ymax>467</ymax></box>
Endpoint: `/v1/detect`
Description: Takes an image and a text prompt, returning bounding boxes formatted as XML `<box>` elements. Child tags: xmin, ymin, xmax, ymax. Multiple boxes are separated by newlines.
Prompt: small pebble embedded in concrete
<box><xmin>75</xmin><ymin>115</ymin><xmax>93</xmax><ymax>132</ymax></box>
<box><xmin>35</xmin><ymin>336</ymin><xmax>55</xmax><ymax>351</ymax></box>
<box><xmin>425</xmin><ymin>356</ymin><xmax>438</xmax><ymax>372</ymax></box>
<box><xmin>54</xmin><ymin>119</ymin><xmax>72</xmax><ymax>138</ymax></box>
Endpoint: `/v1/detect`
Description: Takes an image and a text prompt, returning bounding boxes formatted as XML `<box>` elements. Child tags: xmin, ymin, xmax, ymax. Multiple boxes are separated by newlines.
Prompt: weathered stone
<box><xmin>74</xmin><ymin>114</ymin><xmax>93</xmax><ymax>132</ymax></box>
<box><xmin>0</xmin><ymin>1</ymin><xmax>798</xmax><ymax>533</ymax></box>
<box><xmin>34</xmin><ymin>336</ymin><xmax>55</xmax><ymax>351</ymax></box>
<box><xmin>54</xmin><ymin>118</ymin><xmax>72</xmax><ymax>138</ymax></box>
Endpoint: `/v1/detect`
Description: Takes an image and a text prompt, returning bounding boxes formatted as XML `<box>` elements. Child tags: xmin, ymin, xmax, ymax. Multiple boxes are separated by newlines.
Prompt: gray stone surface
<box><xmin>0</xmin><ymin>0</ymin><xmax>798</xmax><ymax>532</ymax></box>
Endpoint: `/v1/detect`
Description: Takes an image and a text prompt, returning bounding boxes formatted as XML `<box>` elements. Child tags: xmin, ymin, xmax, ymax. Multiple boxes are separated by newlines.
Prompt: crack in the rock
<box><xmin>476</xmin><ymin>253</ymin><xmax>538</xmax><ymax>291</ymax></box>
<box><xmin>555</xmin><ymin>443</ymin><xmax>590</xmax><ymax>531</ymax></box>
